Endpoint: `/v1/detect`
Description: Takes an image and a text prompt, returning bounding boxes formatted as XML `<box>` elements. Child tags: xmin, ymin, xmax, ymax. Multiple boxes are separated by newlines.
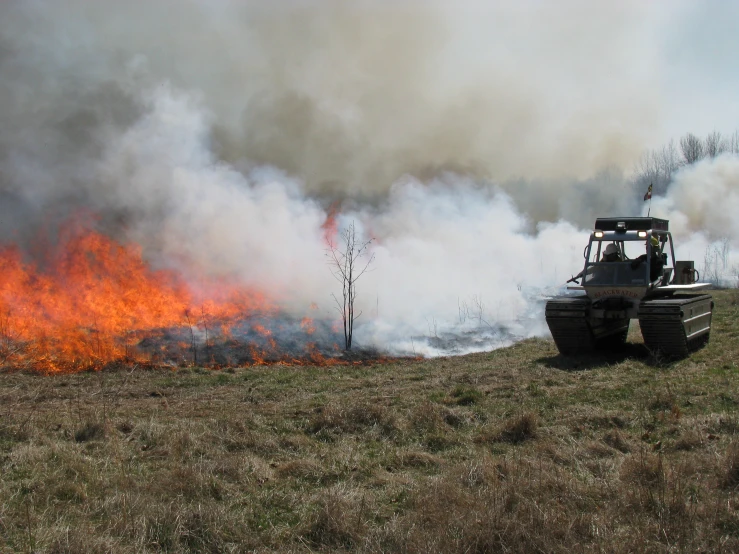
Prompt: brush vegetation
<box><xmin>1</xmin><ymin>290</ymin><xmax>739</xmax><ymax>553</ymax></box>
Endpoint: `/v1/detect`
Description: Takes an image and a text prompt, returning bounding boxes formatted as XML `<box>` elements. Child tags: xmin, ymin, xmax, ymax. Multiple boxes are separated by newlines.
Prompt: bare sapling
<box><xmin>327</xmin><ymin>221</ymin><xmax>375</xmax><ymax>350</ymax></box>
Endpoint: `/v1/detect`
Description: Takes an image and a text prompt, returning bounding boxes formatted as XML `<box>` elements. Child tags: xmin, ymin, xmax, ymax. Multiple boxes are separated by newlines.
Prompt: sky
<box><xmin>656</xmin><ymin>1</ymin><xmax>739</xmax><ymax>141</ymax></box>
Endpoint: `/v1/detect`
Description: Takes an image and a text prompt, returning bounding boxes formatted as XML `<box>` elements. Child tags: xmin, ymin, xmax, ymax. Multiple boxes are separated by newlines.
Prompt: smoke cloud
<box><xmin>652</xmin><ymin>155</ymin><xmax>739</xmax><ymax>243</ymax></box>
<box><xmin>0</xmin><ymin>0</ymin><xmax>732</xmax><ymax>353</ymax></box>
<box><xmin>649</xmin><ymin>155</ymin><xmax>739</xmax><ymax>284</ymax></box>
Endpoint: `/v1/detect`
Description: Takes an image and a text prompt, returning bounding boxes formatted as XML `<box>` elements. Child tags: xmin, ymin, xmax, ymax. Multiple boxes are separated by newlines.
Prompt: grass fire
<box><xmin>0</xmin><ymin>218</ymin><xmax>358</xmax><ymax>372</ymax></box>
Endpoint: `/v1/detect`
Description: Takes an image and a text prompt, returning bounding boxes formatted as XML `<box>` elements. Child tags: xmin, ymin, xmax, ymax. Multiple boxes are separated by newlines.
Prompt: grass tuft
<box><xmin>302</xmin><ymin>489</ymin><xmax>366</xmax><ymax>550</ymax></box>
<box><xmin>276</xmin><ymin>458</ymin><xmax>329</xmax><ymax>482</ymax></box>
<box><xmin>74</xmin><ymin>422</ymin><xmax>105</xmax><ymax>443</ymax></box>
<box><xmin>498</xmin><ymin>412</ymin><xmax>539</xmax><ymax>444</ymax></box>
<box><xmin>450</xmin><ymin>384</ymin><xmax>483</xmax><ymax>406</ymax></box>
<box><xmin>409</xmin><ymin>401</ymin><xmax>446</xmax><ymax>433</ymax></box>
<box><xmin>476</xmin><ymin>412</ymin><xmax>539</xmax><ymax>446</ymax></box>
<box><xmin>603</xmin><ymin>429</ymin><xmax>631</xmax><ymax>453</ymax></box>
<box><xmin>722</xmin><ymin>444</ymin><xmax>739</xmax><ymax>490</ymax></box>
<box><xmin>672</xmin><ymin>429</ymin><xmax>703</xmax><ymax>451</ymax></box>
<box><xmin>397</xmin><ymin>450</ymin><xmax>442</xmax><ymax>469</ymax></box>
<box><xmin>307</xmin><ymin>402</ymin><xmax>397</xmax><ymax>436</ymax></box>
<box><xmin>620</xmin><ymin>451</ymin><xmax>664</xmax><ymax>489</ymax></box>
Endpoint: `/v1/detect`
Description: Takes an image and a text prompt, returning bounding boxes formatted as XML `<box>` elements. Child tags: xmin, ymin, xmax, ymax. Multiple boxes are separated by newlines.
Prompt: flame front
<box><xmin>0</xmin><ymin>222</ymin><xmax>283</xmax><ymax>371</ymax></box>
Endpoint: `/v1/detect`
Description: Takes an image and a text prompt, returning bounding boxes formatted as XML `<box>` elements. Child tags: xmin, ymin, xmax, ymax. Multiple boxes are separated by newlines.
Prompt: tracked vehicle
<box><xmin>546</xmin><ymin>217</ymin><xmax>713</xmax><ymax>358</ymax></box>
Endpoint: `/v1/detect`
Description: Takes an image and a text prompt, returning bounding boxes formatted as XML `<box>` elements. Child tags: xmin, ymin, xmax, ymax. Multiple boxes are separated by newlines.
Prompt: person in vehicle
<box><xmin>630</xmin><ymin>235</ymin><xmax>666</xmax><ymax>282</ymax></box>
<box><xmin>569</xmin><ymin>242</ymin><xmax>621</xmax><ymax>283</ymax></box>
<box><xmin>601</xmin><ymin>243</ymin><xmax>622</xmax><ymax>262</ymax></box>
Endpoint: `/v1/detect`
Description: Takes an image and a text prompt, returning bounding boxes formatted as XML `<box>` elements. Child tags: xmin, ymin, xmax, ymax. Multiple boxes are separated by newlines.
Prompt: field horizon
<box><xmin>1</xmin><ymin>289</ymin><xmax>738</xmax><ymax>553</ymax></box>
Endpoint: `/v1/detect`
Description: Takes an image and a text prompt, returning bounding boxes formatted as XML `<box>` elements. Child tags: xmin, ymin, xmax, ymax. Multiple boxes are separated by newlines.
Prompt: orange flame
<box><xmin>252</xmin><ymin>324</ymin><xmax>272</xmax><ymax>337</ymax></box>
<box><xmin>300</xmin><ymin>317</ymin><xmax>316</xmax><ymax>335</ymax></box>
<box><xmin>0</xmin><ymin>223</ymin><xmax>274</xmax><ymax>371</ymax></box>
<box><xmin>321</xmin><ymin>201</ymin><xmax>341</xmax><ymax>246</ymax></box>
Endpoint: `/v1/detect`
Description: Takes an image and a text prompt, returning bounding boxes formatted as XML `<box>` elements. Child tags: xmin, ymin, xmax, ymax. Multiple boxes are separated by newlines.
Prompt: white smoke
<box><xmin>651</xmin><ymin>155</ymin><xmax>739</xmax><ymax>243</ymax></box>
<box><xmin>650</xmin><ymin>154</ymin><xmax>739</xmax><ymax>286</ymax></box>
<box><xmin>343</xmin><ymin>179</ymin><xmax>585</xmax><ymax>353</ymax></box>
<box><xmin>90</xmin><ymin>86</ymin><xmax>587</xmax><ymax>351</ymax></box>
<box><xmin>93</xmin><ymin>85</ymin><xmax>332</xmax><ymax>307</ymax></box>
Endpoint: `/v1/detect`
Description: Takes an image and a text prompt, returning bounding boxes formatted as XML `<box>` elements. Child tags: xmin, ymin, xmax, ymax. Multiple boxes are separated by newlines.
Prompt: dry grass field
<box><xmin>1</xmin><ymin>290</ymin><xmax>738</xmax><ymax>553</ymax></box>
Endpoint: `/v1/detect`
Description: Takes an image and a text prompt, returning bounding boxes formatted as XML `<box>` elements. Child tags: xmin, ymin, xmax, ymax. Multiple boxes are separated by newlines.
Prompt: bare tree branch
<box><xmin>705</xmin><ymin>130</ymin><xmax>726</xmax><ymax>158</ymax></box>
<box><xmin>680</xmin><ymin>132</ymin><xmax>705</xmax><ymax>165</ymax></box>
<box><xmin>326</xmin><ymin>220</ymin><xmax>375</xmax><ymax>350</ymax></box>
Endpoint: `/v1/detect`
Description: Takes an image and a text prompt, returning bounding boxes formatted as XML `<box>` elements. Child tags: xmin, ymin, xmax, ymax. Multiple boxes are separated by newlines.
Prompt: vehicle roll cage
<box><xmin>580</xmin><ymin>230</ymin><xmax>676</xmax><ymax>286</ymax></box>
<box><xmin>584</xmin><ymin>230</ymin><xmax>676</xmax><ymax>267</ymax></box>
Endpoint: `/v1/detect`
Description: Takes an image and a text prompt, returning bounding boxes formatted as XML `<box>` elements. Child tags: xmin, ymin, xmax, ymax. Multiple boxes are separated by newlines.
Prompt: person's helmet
<box><xmin>604</xmin><ymin>243</ymin><xmax>618</xmax><ymax>256</ymax></box>
<box><xmin>650</xmin><ymin>236</ymin><xmax>660</xmax><ymax>247</ymax></box>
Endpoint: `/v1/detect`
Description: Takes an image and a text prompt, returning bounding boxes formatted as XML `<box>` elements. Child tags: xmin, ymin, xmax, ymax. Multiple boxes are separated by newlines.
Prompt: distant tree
<box><xmin>659</xmin><ymin>139</ymin><xmax>680</xmax><ymax>182</ymax></box>
<box><xmin>326</xmin><ymin>221</ymin><xmax>374</xmax><ymax>350</ymax></box>
<box><xmin>634</xmin><ymin>140</ymin><xmax>679</xmax><ymax>195</ymax></box>
<box><xmin>729</xmin><ymin>130</ymin><xmax>739</xmax><ymax>155</ymax></box>
<box><xmin>633</xmin><ymin>130</ymin><xmax>739</xmax><ymax>199</ymax></box>
<box><xmin>705</xmin><ymin>130</ymin><xmax>727</xmax><ymax>158</ymax></box>
<box><xmin>680</xmin><ymin>132</ymin><xmax>705</xmax><ymax>164</ymax></box>
<box><xmin>634</xmin><ymin>150</ymin><xmax>661</xmax><ymax>192</ymax></box>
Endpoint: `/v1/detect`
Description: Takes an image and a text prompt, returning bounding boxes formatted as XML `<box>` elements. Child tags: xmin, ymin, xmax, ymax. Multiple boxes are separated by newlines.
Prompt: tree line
<box><xmin>633</xmin><ymin>130</ymin><xmax>739</xmax><ymax>195</ymax></box>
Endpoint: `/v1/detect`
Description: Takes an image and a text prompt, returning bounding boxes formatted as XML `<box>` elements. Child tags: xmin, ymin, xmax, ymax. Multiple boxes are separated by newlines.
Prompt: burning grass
<box><xmin>0</xmin><ymin>289</ymin><xmax>738</xmax><ymax>552</ymax></box>
<box><xmin>0</xmin><ymin>220</ymin><xmax>380</xmax><ymax>372</ymax></box>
